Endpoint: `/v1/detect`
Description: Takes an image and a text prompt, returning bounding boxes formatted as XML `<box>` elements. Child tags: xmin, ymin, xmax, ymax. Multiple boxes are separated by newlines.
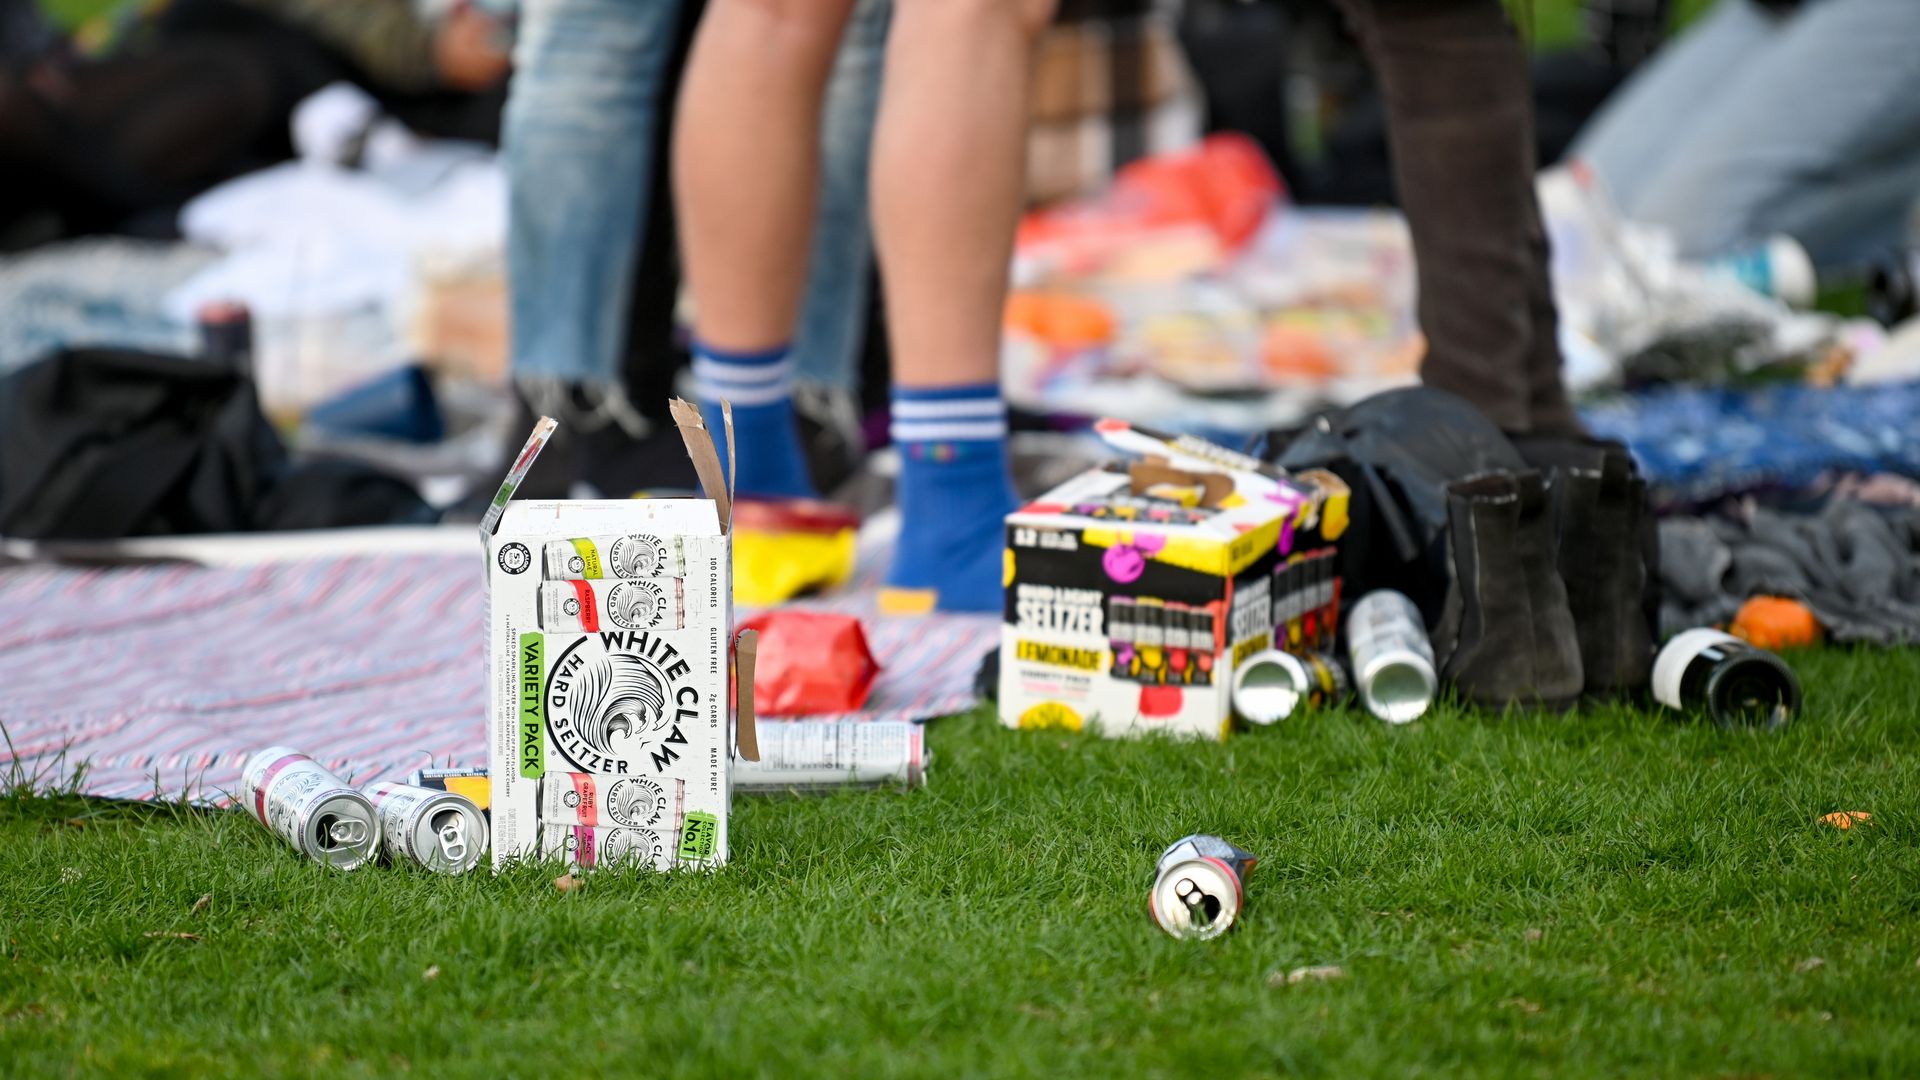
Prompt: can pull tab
<box><xmin>328</xmin><ymin>818</ymin><xmax>370</xmax><ymax>848</ymax></box>
<box><xmin>1175</xmin><ymin>876</ymin><xmax>1222</xmax><ymax>926</ymax></box>
<box><xmin>437</xmin><ymin>818</ymin><xmax>468</xmax><ymax>864</ymax></box>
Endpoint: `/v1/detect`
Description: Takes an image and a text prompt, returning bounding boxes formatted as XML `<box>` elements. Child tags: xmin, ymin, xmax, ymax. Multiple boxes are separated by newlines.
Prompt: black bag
<box><xmin>0</xmin><ymin>347</ymin><xmax>429</xmax><ymax>539</ymax></box>
<box><xmin>1274</xmin><ymin>386</ymin><xmax>1525</xmax><ymax>625</ymax></box>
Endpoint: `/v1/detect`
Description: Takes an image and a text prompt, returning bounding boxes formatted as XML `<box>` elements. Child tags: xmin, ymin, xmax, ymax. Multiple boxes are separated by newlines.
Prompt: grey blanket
<box><xmin>1661</xmin><ymin>501</ymin><xmax>1920</xmax><ymax>645</ymax></box>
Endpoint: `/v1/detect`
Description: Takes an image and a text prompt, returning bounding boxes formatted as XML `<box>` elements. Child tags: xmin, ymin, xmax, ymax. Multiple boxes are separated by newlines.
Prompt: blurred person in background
<box><xmin>1572</xmin><ymin>0</ymin><xmax>1920</xmax><ymax>267</ymax></box>
<box><xmin>497</xmin><ymin>0</ymin><xmax>887</xmax><ymax>498</ymax></box>
<box><xmin>0</xmin><ymin>0</ymin><xmax>511</xmax><ymax>245</ymax></box>
<box><xmin>673</xmin><ymin>0</ymin><xmax>1058</xmax><ymax>614</ymax></box>
<box><xmin>1332</xmin><ymin>0</ymin><xmax>1579</xmax><ymax>436</ymax></box>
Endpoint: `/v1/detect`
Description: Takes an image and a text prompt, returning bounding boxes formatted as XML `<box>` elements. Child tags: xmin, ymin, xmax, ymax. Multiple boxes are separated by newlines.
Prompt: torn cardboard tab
<box><xmin>1129</xmin><ymin>458</ymin><xmax>1234</xmax><ymax>508</ymax></box>
<box><xmin>723</xmin><ymin>400</ymin><xmax>735</xmax><ymax>515</ymax></box>
<box><xmin>735</xmin><ymin>628</ymin><xmax>760</xmax><ymax>762</ymax></box>
<box><xmin>669</xmin><ymin>397</ymin><xmax>733</xmax><ymax>533</ymax></box>
<box><xmin>479</xmin><ymin>415</ymin><xmax>558</xmax><ymax>538</ymax></box>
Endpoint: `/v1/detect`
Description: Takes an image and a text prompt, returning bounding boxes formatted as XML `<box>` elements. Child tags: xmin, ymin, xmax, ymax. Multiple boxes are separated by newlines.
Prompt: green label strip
<box><xmin>678</xmin><ymin>811</ymin><xmax>718</xmax><ymax>862</ymax></box>
<box><xmin>518</xmin><ymin>631</ymin><xmax>545</xmax><ymax>779</ymax></box>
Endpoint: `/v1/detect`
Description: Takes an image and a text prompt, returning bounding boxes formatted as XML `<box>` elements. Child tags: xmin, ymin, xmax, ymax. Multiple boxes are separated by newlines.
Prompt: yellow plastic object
<box><xmin>733</xmin><ymin>525</ymin><xmax>857</xmax><ymax>606</ymax></box>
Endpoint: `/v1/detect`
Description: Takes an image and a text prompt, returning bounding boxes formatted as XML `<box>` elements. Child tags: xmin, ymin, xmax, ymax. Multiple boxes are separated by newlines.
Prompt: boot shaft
<box><xmin>1438</xmin><ymin>469</ymin><xmax>1584</xmax><ymax>710</ymax></box>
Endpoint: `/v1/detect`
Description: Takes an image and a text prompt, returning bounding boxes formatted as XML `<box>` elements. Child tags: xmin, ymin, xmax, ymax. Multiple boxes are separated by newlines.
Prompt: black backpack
<box><xmin>0</xmin><ymin>346</ymin><xmax>429</xmax><ymax>539</ymax></box>
<box><xmin>1274</xmin><ymin>386</ymin><xmax>1526</xmax><ymax>626</ymax></box>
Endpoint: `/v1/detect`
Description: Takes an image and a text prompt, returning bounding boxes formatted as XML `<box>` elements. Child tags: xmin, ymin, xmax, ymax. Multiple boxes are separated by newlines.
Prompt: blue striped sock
<box><xmin>883</xmin><ymin>382</ymin><xmax>1018</xmax><ymax>613</ymax></box>
<box><xmin>692</xmin><ymin>341</ymin><xmax>814</xmax><ymax>499</ymax></box>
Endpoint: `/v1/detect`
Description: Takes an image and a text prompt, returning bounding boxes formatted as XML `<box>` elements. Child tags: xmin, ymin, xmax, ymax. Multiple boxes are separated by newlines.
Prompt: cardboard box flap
<box><xmin>734</xmin><ymin>628</ymin><xmax>760</xmax><ymax>762</ymax></box>
<box><xmin>478</xmin><ymin>415</ymin><xmax>558</xmax><ymax>538</ymax></box>
<box><xmin>1129</xmin><ymin>458</ymin><xmax>1234</xmax><ymax>508</ymax></box>
<box><xmin>669</xmin><ymin>398</ymin><xmax>735</xmax><ymax>533</ymax></box>
<box><xmin>1093</xmin><ymin>418</ymin><xmax>1280</xmax><ymax>481</ymax></box>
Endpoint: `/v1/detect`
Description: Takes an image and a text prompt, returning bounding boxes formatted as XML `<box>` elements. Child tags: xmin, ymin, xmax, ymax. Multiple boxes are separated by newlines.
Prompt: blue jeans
<box><xmin>1572</xmin><ymin>0</ymin><xmax>1920</xmax><ymax>266</ymax></box>
<box><xmin>503</xmin><ymin>0</ymin><xmax>887</xmax><ymax>392</ymax></box>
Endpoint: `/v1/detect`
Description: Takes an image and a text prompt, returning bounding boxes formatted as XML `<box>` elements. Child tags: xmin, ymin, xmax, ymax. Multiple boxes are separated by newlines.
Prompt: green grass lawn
<box><xmin>5</xmin><ymin>645</ymin><xmax>1918</xmax><ymax>1078</ymax></box>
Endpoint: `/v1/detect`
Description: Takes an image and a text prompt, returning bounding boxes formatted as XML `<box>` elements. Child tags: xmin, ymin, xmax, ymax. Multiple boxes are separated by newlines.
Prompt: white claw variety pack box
<box><xmin>481</xmin><ymin>401</ymin><xmax>759</xmax><ymax>873</ymax></box>
<box><xmin>998</xmin><ymin>419</ymin><xmax>1349</xmax><ymax>740</ymax></box>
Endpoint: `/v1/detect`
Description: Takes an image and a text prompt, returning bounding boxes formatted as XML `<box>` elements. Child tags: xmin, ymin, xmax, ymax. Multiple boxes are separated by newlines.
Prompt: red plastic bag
<box><xmin>1015</xmin><ymin>133</ymin><xmax>1286</xmax><ymax>272</ymax></box>
<box><xmin>736</xmin><ymin>612</ymin><xmax>881</xmax><ymax>715</ymax></box>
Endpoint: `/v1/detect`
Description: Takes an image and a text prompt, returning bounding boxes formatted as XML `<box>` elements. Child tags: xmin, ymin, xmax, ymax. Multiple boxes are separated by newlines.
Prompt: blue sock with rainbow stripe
<box><xmin>881</xmin><ymin>383</ymin><xmax>1018</xmax><ymax>614</ymax></box>
<box><xmin>693</xmin><ymin>341</ymin><xmax>815</xmax><ymax>499</ymax></box>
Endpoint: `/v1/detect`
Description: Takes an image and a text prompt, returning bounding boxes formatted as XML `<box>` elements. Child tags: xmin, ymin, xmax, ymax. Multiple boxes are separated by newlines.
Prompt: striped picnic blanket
<box><xmin>0</xmin><ymin>542</ymin><xmax>995</xmax><ymax>804</ymax></box>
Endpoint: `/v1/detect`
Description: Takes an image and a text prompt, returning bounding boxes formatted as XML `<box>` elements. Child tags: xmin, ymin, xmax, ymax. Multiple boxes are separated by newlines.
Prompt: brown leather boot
<box><xmin>1434</xmin><ymin>470</ymin><xmax>1584</xmax><ymax>710</ymax></box>
<box><xmin>1513</xmin><ymin>436</ymin><xmax>1657</xmax><ymax>699</ymax></box>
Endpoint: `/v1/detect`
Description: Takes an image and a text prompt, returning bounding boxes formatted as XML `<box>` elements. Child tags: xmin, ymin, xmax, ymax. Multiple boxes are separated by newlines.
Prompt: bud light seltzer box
<box><xmin>999</xmin><ymin>419</ymin><xmax>1348</xmax><ymax>740</ymax></box>
<box><xmin>481</xmin><ymin>401</ymin><xmax>758</xmax><ymax>872</ymax></box>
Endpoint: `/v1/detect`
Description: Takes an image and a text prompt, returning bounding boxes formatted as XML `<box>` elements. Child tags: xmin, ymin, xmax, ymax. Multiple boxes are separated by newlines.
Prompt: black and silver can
<box><xmin>1149</xmin><ymin>834</ymin><xmax>1258</xmax><ymax>940</ymax></box>
<box><xmin>364</xmin><ymin>780</ymin><xmax>489</xmax><ymax>874</ymax></box>
<box><xmin>1652</xmin><ymin>628</ymin><xmax>1801</xmax><ymax>729</ymax></box>
<box><xmin>240</xmin><ymin>746</ymin><xmax>380</xmax><ymax>870</ymax></box>
<box><xmin>1231</xmin><ymin>648</ymin><xmax>1349</xmax><ymax>725</ymax></box>
<box><xmin>1344</xmin><ymin>589</ymin><xmax>1437</xmax><ymax>724</ymax></box>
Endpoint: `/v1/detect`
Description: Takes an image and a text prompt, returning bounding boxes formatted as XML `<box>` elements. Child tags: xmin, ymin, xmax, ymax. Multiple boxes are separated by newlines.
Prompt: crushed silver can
<box><xmin>364</xmin><ymin>780</ymin><xmax>489</xmax><ymax>874</ymax></box>
<box><xmin>1343</xmin><ymin>589</ymin><xmax>1437</xmax><ymax>724</ymax></box>
<box><xmin>1149</xmin><ymin>834</ymin><xmax>1258</xmax><ymax>940</ymax></box>
<box><xmin>240</xmin><ymin>746</ymin><xmax>380</xmax><ymax>871</ymax></box>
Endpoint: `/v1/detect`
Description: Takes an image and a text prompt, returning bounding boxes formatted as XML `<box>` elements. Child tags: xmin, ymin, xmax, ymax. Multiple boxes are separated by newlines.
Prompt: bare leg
<box><xmin>871</xmin><ymin>0</ymin><xmax>1055</xmax><ymax>389</ymax></box>
<box><xmin>673</xmin><ymin>0</ymin><xmax>857</xmax><ymax>498</ymax></box>
<box><xmin>673</xmin><ymin>0</ymin><xmax>858</xmax><ymax>352</ymax></box>
<box><xmin>874</xmin><ymin>0</ymin><xmax>1055</xmax><ymax>613</ymax></box>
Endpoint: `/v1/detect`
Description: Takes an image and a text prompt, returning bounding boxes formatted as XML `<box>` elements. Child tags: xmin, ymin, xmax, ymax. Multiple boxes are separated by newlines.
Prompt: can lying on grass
<box><xmin>1149</xmin><ymin>834</ymin><xmax>1258</xmax><ymax>940</ymax></box>
<box><xmin>1344</xmin><ymin>589</ymin><xmax>1435</xmax><ymax>724</ymax></box>
<box><xmin>1653</xmin><ymin>628</ymin><xmax>1802</xmax><ymax>729</ymax></box>
<box><xmin>364</xmin><ymin>781</ymin><xmax>488</xmax><ymax>874</ymax></box>
<box><xmin>1231</xmin><ymin>648</ymin><xmax>1348</xmax><ymax>725</ymax></box>
<box><xmin>240</xmin><ymin>746</ymin><xmax>380</xmax><ymax>871</ymax></box>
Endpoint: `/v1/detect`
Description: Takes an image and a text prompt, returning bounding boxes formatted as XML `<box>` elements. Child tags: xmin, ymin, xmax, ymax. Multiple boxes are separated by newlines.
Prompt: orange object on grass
<box><xmin>1820</xmin><ymin>811</ymin><xmax>1872</xmax><ymax>830</ymax></box>
<box><xmin>1730</xmin><ymin>596</ymin><xmax>1821</xmax><ymax>651</ymax></box>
